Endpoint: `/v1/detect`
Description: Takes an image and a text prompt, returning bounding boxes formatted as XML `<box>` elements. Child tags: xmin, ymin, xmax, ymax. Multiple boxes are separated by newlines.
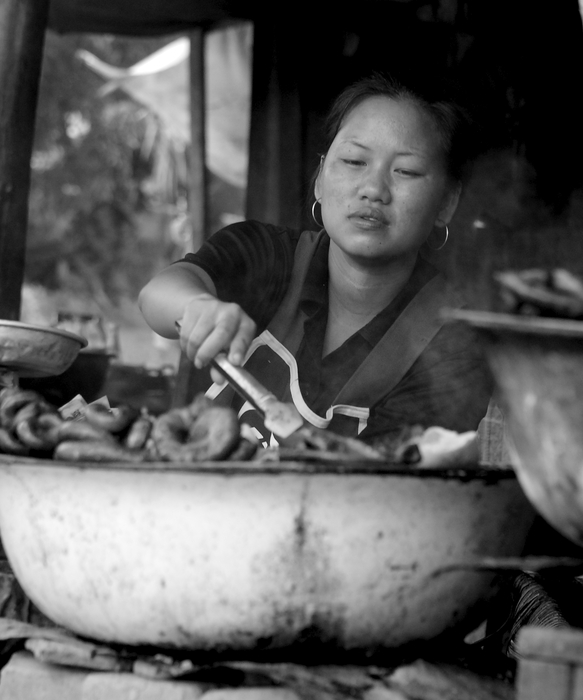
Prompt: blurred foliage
<box><xmin>26</xmin><ymin>31</ymin><xmax>194</xmax><ymax>312</ymax></box>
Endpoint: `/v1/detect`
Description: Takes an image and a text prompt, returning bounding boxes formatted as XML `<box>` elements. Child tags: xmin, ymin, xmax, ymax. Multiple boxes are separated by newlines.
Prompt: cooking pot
<box><xmin>0</xmin><ymin>456</ymin><xmax>535</xmax><ymax>659</ymax></box>
<box><xmin>447</xmin><ymin>308</ymin><xmax>583</xmax><ymax>548</ymax></box>
<box><xmin>20</xmin><ymin>350</ymin><xmax>114</xmax><ymax>405</ymax></box>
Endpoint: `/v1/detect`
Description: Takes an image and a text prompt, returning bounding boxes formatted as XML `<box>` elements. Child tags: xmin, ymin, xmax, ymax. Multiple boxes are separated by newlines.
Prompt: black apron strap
<box><xmin>333</xmin><ymin>274</ymin><xmax>460</xmax><ymax>407</ymax></box>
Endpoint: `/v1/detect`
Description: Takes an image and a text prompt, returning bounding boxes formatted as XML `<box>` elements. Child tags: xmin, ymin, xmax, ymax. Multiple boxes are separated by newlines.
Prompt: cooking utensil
<box><xmin>0</xmin><ymin>454</ymin><xmax>535</xmax><ymax>657</ymax></box>
<box><xmin>445</xmin><ymin>308</ymin><xmax>583</xmax><ymax>547</ymax></box>
<box><xmin>175</xmin><ymin>319</ymin><xmax>302</xmax><ymax>439</ymax></box>
<box><xmin>175</xmin><ymin>321</ymin><xmax>383</xmax><ymax>459</ymax></box>
<box><xmin>210</xmin><ymin>352</ymin><xmax>304</xmax><ymax>438</ymax></box>
<box><xmin>0</xmin><ymin>320</ymin><xmax>87</xmax><ymax>382</ymax></box>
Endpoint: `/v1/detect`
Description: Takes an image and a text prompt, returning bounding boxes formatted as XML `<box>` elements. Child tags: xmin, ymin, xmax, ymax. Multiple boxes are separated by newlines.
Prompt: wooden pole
<box><xmin>172</xmin><ymin>27</ymin><xmax>209</xmax><ymax>407</ymax></box>
<box><xmin>0</xmin><ymin>0</ymin><xmax>49</xmax><ymax>320</ymax></box>
<box><xmin>187</xmin><ymin>27</ymin><xmax>208</xmax><ymax>254</ymax></box>
<box><xmin>245</xmin><ymin>13</ymin><xmax>303</xmax><ymax>229</ymax></box>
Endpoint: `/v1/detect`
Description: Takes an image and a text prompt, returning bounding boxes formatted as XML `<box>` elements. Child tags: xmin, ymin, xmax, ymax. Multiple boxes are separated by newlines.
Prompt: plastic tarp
<box><xmin>77</xmin><ymin>23</ymin><xmax>252</xmax><ymax>188</ymax></box>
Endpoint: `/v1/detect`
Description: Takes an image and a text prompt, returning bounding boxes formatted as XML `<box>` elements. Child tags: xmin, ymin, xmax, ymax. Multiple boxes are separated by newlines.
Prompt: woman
<box><xmin>139</xmin><ymin>73</ymin><xmax>492</xmax><ymax>446</ymax></box>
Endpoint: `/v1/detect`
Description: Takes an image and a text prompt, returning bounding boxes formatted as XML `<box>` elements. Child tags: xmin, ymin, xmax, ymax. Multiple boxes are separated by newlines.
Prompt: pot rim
<box><xmin>0</xmin><ymin>453</ymin><xmax>517</xmax><ymax>481</ymax></box>
<box><xmin>0</xmin><ymin>320</ymin><xmax>88</xmax><ymax>347</ymax></box>
<box><xmin>444</xmin><ymin>308</ymin><xmax>583</xmax><ymax>338</ymax></box>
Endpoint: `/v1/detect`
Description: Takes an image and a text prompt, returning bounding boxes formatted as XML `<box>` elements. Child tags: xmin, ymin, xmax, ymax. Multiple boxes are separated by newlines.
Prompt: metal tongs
<box><xmin>175</xmin><ymin>320</ymin><xmax>384</xmax><ymax>460</ymax></box>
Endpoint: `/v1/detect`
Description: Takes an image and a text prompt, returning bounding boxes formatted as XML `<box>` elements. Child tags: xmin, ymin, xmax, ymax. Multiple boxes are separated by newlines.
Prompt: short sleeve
<box><xmin>179</xmin><ymin>220</ymin><xmax>300</xmax><ymax>331</ymax></box>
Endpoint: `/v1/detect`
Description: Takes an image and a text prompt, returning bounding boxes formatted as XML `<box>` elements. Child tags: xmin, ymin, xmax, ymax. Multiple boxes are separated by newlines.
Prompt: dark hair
<box><xmin>320</xmin><ymin>72</ymin><xmax>476</xmax><ymax>183</ymax></box>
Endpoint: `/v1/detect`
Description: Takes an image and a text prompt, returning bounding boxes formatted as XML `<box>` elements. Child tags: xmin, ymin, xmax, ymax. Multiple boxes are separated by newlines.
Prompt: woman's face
<box><xmin>315</xmin><ymin>95</ymin><xmax>460</xmax><ymax>266</ymax></box>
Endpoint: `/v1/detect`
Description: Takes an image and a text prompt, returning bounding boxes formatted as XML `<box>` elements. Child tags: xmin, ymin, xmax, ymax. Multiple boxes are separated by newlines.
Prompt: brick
<box><xmin>516</xmin><ymin>625</ymin><xmax>583</xmax><ymax>664</ymax></box>
<box><xmin>515</xmin><ymin>657</ymin><xmax>572</xmax><ymax>700</ymax></box>
<box><xmin>200</xmin><ymin>689</ymin><xmax>301</xmax><ymax>700</ymax></box>
<box><xmin>572</xmin><ymin>665</ymin><xmax>583</xmax><ymax>700</ymax></box>
<box><xmin>82</xmin><ymin>672</ymin><xmax>206</xmax><ymax>700</ymax></box>
<box><xmin>363</xmin><ymin>686</ymin><xmax>409</xmax><ymax>700</ymax></box>
<box><xmin>0</xmin><ymin>650</ymin><xmax>89</xmax><ymax>700</ymax></box>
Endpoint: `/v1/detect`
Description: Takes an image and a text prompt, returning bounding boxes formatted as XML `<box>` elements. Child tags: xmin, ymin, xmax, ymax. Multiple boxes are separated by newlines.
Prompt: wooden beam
<box><xmin>0</xmin><ymin>0</ymin><xmax>49</xmax><ymax>320</ymax></box>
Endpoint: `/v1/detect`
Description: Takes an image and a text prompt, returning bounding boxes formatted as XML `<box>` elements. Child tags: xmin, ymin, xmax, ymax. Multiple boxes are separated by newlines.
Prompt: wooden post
<box><xmin>245</xmin><ymin>13</ymin><xmax>303</xmax><ymax>229</ymax></box>
<box><xmin>172</xmin><ymin>28</ymin><xmax>210</xmax><ymax>407</ymax></box>
<box><xmin>0</xmin><ymin>0</ymin><xmax>49</xmax><ymax>320</ymax></box>
<box><xmin>187</xmin><ymin>27</ymin><xmax>208</xmax><ymax>255</ymax></box>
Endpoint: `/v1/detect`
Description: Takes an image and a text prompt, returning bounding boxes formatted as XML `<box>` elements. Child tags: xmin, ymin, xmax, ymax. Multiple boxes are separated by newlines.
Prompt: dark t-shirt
<box><xmin>182</xmin><ymin>220</ymin><xmax>493</xmax><ymax>439</ymax></box>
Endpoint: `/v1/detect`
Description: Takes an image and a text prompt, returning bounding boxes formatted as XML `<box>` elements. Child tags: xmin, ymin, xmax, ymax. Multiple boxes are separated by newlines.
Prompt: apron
<box><xmin>207</xmin><ymin>230</ymin><xmax>461</xmax><ymax>444</ymax></box>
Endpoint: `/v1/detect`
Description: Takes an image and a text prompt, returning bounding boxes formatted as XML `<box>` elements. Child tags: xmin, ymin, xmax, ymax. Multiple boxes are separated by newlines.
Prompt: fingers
<box><xmin>179</xmin><ymin>298</ymin><xmax>256</xmax><ymax>369</ymax></box>
<box><xmin>209</xmin><ymin>367</ymin><xmax>227</xmax><ymax>386</ymax></box>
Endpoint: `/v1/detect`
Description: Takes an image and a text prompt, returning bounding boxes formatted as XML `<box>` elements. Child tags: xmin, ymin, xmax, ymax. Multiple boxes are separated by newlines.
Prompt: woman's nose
<box><xmin>360</xmin><ymin>167</ymin><xmax>391</xmax><ymax>203</ymax></box>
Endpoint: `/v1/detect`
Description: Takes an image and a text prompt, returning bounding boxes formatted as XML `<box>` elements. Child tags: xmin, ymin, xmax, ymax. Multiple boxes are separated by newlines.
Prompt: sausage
<box><xmin>56</xmin><ymin>420</ymin><xmax>117</xmax><ymax>444</ymax></box>
<box><xmin>12</xmin><ymin>396</ymin><xmax>56</xmax><ymax>426</ymax></box>
<box><xmin>54</xmin><ymin>440</ymin><xmax>145</xmax><ymax>463</ymax></box>
<box><xmin>0</xmin><ymin>390</ymin><xmax>44</xmax><ymax>429</ymax></box>
<box><xmin>84</xmin><ymin>403</ymin><xmax>140</xmax><ymax>434</ymax></box>
<box><xmin>151</xmin><ymin>395</ymin><xmax>240</xmax><ymax>462</ymax></box>
<box><xmin>0</xmin><ymin>426</ymin><xmax>29</xmax><ymax>456</ymax></box>
<box><xmin>226</xmin><ymin>436</ymin><xmax>258</xmax><ymax>462</ymax></box>
<box><xmin>150</xmin><ymin>407</ymin><xmax>191</xmax><ymax>460</ymax></box>
<box><xmin>187</xmin><ymin>406</ymin><xmax>240</xmax><ymax>460</ymax></box>
<box><xmin>124</xmin><ymin>411</ymin><xmax>154</xmax><ymax>451</ymax></box>
<box><xmin>35</xmin><ymin>413</ymin><xmax>65</xmax><ymax>447</ymax></box>
<box><xmin>14</xmin><ymin>411</ymin><xmax>61</xmax><ymax>451</ymax></box>
<box><xmin>150</xmin><ymin>407</ymin><xmax>190</xmax><ymax>450</ymax></box>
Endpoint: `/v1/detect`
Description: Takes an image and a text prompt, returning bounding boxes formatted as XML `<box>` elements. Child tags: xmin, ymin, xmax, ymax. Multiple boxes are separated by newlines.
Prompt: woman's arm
<box><xmin>138</xmin><ymin>261</ymin><xmax>256</xmax><ymax>368</ymax></box>
<box><xmin>138</xmin><ymin>262</ymin><xmax>216</xmax><ymax>338</ymax></box>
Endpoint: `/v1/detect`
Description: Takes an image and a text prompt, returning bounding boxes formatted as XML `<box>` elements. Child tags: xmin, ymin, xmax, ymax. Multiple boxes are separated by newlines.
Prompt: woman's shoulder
<box><xmin>215</xmin><ymin>219</ymin><xmax>303</xmax><ymax>246</ymax></box>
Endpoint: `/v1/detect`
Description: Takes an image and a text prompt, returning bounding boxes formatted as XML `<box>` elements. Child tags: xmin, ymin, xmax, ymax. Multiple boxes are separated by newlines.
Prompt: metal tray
<box><xmin>0</xmin><ymin>320</ymin><xmax>87</xmax><ymax>378</ymax></box>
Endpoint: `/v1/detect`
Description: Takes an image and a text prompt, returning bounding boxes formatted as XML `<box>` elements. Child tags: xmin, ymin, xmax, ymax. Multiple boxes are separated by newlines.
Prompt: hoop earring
<box><xmin>428</xmin><ymin>224</ymin><xmax>449</xmax><ymax>251</ymax></box>
<box><xmin>311</xmin><ymin>199</ymin><xmax>324</xmax><ymax>229</ymax></box>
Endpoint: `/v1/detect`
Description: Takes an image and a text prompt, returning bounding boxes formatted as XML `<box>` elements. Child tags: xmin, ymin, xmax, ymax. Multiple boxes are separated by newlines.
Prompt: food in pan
<box><xmin>495</xmin><ymin>268</ymin><xmax>583</xmax><ymax>318</ymax></box>
<box><xmin>0</xmin><ymin>387</ymin><xmax>475</xmax><ymax>466</ymax></box>
<box><xmin>0</xmin><ymin>387</ymin><xmax>258</xmax><ymax>463</ymax></box>
<box><xmin>149</xmin><ymin>394</ymin><xmax>241</xmax><ymax>462</ymax></box>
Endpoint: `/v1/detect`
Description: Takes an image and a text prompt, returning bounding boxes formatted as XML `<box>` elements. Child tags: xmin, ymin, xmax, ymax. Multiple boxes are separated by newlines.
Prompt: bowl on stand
<box><xmin>446</xmin><ymin>308</ymin><xmax>583</xmax><ymax>547</ymax></box>
<box><xmin>0</xmin><ymin>320</ymin><xmax>87</xmax><ymax>388</ymax></box>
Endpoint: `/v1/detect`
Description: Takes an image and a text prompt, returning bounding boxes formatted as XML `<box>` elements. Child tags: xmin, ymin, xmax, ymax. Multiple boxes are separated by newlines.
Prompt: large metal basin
<box><xmin>448</xmin><ymin>309</ymin><xmax>583</xmax><ymax>548</ymax></box>
<box><xmin>0</xmin><ymin>456</ymin><xmax>534</xmax><ymax>658</ymax></box>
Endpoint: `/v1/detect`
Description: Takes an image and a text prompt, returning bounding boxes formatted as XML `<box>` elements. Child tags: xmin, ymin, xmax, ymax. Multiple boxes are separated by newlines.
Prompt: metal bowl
<box><xmin>447</xmin><ymin>308</ymin><xmax>583</xmax><ymax>547</ymax></box>
<box><xmin>0</xmin><ymin>320</ymin><xmax>87</xmax><ymax>378</ymax></box>
<box><xmin>20</xmin><ymin>350</ymin><xmax>114</xmax><ymax>405</ymax></box>
<box><xmin>0</xmin><ymin>455</ymin><xmax>534</xmax><ymax>658</ymax></box>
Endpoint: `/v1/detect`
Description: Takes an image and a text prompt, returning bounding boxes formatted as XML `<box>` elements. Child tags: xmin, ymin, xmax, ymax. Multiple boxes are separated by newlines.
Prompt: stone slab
<box><xmin>516</xmin><ymin>625</ymin><xmax>583</xmax><ymax>664</ymax></box>
<box><xmin>0</xmin><ymin>651</ymin><xmax>209</xmax><ymax>700</ymax></box>
<box><xmin>200</xmin><ymin>689</ymin><xmax>300</xmax><ymax>700</ymax></box>
<box><xmin>0</xmin><ymin>651</ymin><xmax>88</xmax><ymax>700</ymax></box>
<box><xmin>82</xmin><ymin>671</ymin><xmax>206</xmax><ymax>700</ymax></box>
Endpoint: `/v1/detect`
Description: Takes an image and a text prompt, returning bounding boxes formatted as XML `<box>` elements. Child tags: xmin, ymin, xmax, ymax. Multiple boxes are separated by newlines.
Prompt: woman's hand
<box><xmin>178</xmin><ymin>293</ymin><xmax>257</xmax><ymax>375</ymax></box>
<box><xmin>138</xmin><ymin>261</ymin><xmax>256</xmax><ymax>383</ymax></box>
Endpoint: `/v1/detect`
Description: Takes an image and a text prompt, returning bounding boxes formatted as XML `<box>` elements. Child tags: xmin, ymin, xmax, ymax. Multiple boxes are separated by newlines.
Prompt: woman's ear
<box><xmin>438</xmin><ymin>182</ymin><xmax>462</xmax><ymax>225</ymax></box>
<box><xmin>314</xmin><ymin>154</ymin><xmax>325</xmax><ymax>201</ymax></box>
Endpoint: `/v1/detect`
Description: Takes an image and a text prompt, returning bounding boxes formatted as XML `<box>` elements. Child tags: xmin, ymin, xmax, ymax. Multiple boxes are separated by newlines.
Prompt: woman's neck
<box><xmin>323</xmin><ymin>244</ymin><xmax>418</xmax><ymax>356</ymax></box>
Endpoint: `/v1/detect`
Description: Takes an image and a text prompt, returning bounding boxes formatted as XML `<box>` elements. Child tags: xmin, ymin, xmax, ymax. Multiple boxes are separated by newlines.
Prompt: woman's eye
<box><xmin>342</xmin><ymin>158</ymin><xmax>365</xmax><ymax>166</ymax></box>
<box><xmin>395</xmin><ymin>168</ymin><xmax>421</xmax><ymax>177</ymax></box>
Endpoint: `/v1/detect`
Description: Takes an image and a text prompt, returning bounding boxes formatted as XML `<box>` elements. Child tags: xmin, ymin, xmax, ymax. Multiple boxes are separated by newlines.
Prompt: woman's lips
<box><xmin>348</xmin><ymin>208</ymin><xmax>389</xmax><ymax>227</ymax></box>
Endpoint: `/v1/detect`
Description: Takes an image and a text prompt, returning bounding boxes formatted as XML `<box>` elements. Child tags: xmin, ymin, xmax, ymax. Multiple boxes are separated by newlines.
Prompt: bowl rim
<box><xmin>444</xmin><ymin>308</ymin><xmax>583</xmax><ymax>338</ymax></box>
<box><xmin>0</xmin><ymin>320</ymin><xmax>88</xmax><ymax>348</ymax></box>
<box><xmin>0</xmin><ymin>453</ymin><xmax>518</xmax><ymax>481</ymax></box>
